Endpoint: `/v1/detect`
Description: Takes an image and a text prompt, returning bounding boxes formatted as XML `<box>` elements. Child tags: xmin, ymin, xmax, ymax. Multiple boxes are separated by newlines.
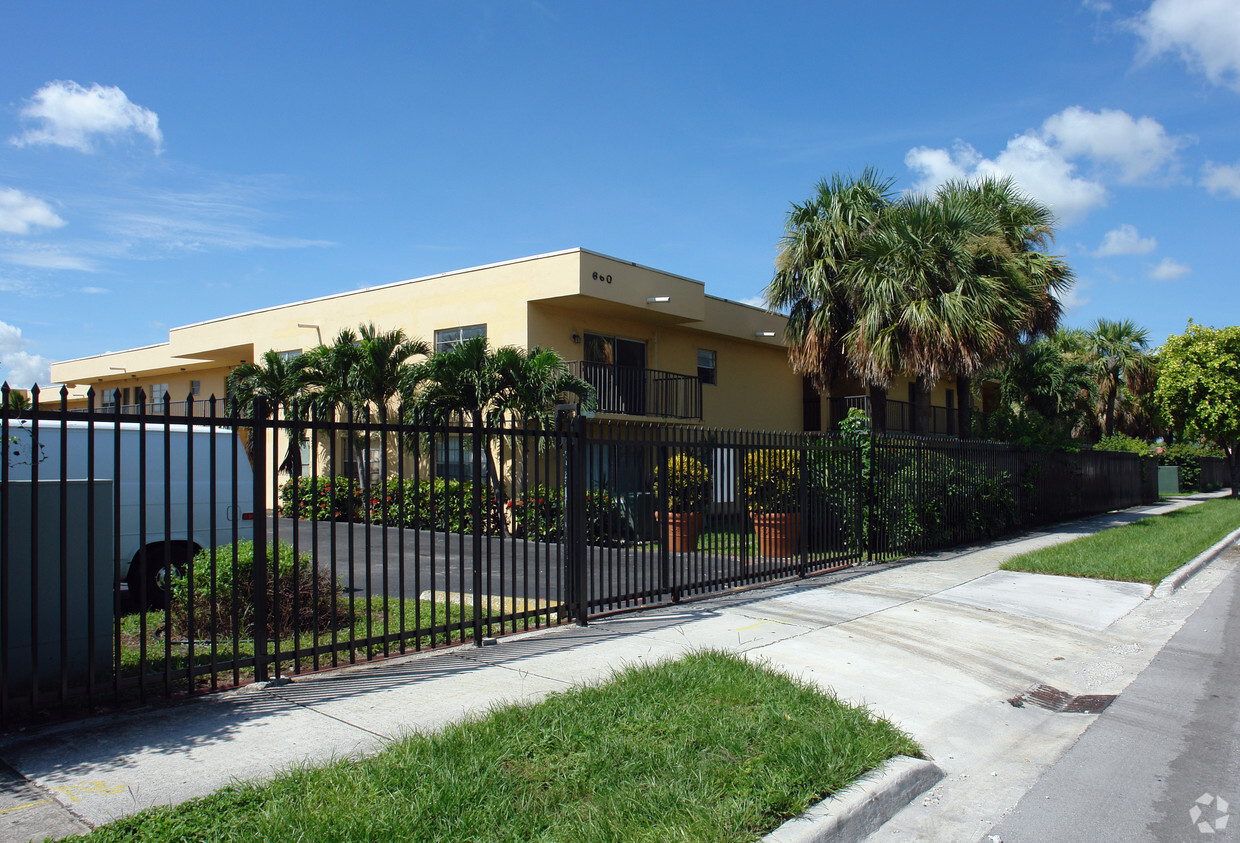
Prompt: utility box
<box><xmin>1</xmin><ymin>480</ymin><xmax>114</xmax><ymax>702</ymax></box>
<box><xmin>1158</xmin><ymin>465</ymin><xmax>1181</xmax><ymax>496</ymax></box>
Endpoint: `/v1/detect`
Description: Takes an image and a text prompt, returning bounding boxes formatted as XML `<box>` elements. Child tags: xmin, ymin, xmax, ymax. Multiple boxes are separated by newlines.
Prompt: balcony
<box><xmin>842</xmin><ymin>395</ymin><xmax>958</xmax><ymax>436</ymax></box>
<box><xmin>570</xmin><ymin>361</ymin><xmax>702</xmax><ymax>420</ymax></box>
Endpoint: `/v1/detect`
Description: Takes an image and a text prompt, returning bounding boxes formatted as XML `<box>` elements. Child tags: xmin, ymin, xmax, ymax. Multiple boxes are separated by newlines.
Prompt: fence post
<box><xmin>798</xmin><ymin>438</ymin><xmax>808</xmax><ymax>578</ymax></box>
<box><xmin>471</xmin><ymin>410</ymin><xmax>485</xmax><ymax>645</ymax></box>
<box><xmin>656</xmin><ymin>441</ymin><xmax>675</xmax><ymax>602</ymax></box>
<box><xmin>251</xmin><ymin>396</ymin><xmax>269</xmax><ymax>683</ymax></box>
<box><xmin>563</xmin><ymin>412</ymin><xmax>588</xmax><ymax>626</ymax></box>
<box><xmin>866</xmin><ymin>431</ymin><xmax>876</xmax><ymax>562</ymax></box>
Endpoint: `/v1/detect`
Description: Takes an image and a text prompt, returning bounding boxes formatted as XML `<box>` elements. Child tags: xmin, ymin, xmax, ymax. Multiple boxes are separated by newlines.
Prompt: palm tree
<box><xmin>300</xmin><ymin>328</ymin><xmax>361</xmax><ymax>418</ymax></box>
<box><xmin>226</xmin><ymin>349</ymin><xmax>311</xmax><ymax>472</ymax></box>
<box><xmin>842</xmin><ymin>176</ymin><xmax>1071</xmax><ymax>435</ymax></box>
<box><xmin>763</xmin><ymin>169</ymin><xmax>896</xmax><ymax>397</ymax></box>
<box><xmin>1085</xmin><ymin>318</ymin><xmax>1153</xmax><ymax>439</ymax></box>
<box><xmin>349</xmin><ymin>323</ymin><xmax>430</xmax><ymax>421</ymax></box>
<box><xmin>408</xmin><ymin>336</ymin><xmax>595</xmax><ymax>533</ymax></box>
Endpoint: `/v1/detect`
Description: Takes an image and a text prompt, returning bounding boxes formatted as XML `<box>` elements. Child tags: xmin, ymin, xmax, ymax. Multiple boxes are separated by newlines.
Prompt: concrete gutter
<box><xmin>1153</xmin><ymin>523</ymin><xmax>1240</xmax><ymax>598</ymax></box>
<box><xmin>760</xmin><ymin>756</ymin><xmax>943</xmax><ymax>843</ymax></box>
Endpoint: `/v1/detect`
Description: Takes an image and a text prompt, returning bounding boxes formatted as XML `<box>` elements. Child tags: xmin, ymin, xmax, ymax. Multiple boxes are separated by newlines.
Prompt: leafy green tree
<box><xmin>350</xmin><ymin>323</ymin><xmax>429</xmax><ymax>421</ymax></box>
<box><xmin>1157</xmin><ymin>322</ymin><xmax>1240</xmax><ymax>497</ymax></box>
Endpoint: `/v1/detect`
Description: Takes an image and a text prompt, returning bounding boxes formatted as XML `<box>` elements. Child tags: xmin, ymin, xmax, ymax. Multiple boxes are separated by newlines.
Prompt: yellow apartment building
<box><xmin>50</xmin><ymin>248</ymin><xmax>971</xmax><ymax>434</ymax></box>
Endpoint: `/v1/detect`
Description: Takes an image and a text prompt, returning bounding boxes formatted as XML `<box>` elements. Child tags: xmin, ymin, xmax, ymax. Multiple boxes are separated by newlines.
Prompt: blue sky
<box><xmin>1</xmin><ymin>0</ymin><xmax>1237</xmax><ymax>388</ymax></box>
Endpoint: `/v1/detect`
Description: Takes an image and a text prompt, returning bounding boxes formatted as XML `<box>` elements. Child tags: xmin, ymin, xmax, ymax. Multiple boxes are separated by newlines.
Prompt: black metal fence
<box><xmin>0</xmin><ymin>382</ymin><xmax>1204</xmax><ymax>727</ymax></box>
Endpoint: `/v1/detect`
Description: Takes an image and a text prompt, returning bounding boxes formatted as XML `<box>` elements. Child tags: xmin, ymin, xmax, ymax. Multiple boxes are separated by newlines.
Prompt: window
<box><xmin>101</xmin><ymin>386</ymin><xmax>130</xmax><ymax>410</ymax></box>
<box><xmin>190</xmin><ymin>380</ymin><xmax>201</xmax><ymax>396</ymax></box>
<box><xmin>435</xmin><ymin>325</ymin><xmax>487</xmax><ymax>353</ymax></box>
<box><xmin>434</xmin><ymin>436</ymin><xmax>489</xmax><ymax>481</ymax></box>
<box><xmin>697</xmin><ymin>349</ymin><xmax>716</xmax><ymax>385</ymax></box>
<box><xmin>276</xmin><ymin>349</ymin><xmax>302</xmax><ymax>362</ymax></box>
<box><xmin>150</xmin><ymin>383</ymin><xmax>169</xmax><ymax>407</ymax></box>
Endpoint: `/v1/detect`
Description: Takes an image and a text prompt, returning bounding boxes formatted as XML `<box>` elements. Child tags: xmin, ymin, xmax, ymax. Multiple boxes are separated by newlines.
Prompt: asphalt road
<box><xmin>986</xmin><ymin>543</ymin><xmax>1240</xmax><ymax>842</ymax></box>
<box><xmin>271</xmin><ymin>518</ymin><xmax>833</xmax><ymax>611</ymax></box>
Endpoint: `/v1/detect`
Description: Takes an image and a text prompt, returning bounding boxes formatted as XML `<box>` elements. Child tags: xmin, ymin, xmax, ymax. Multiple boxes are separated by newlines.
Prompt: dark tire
<box><xmin>129</xmin><ymin>543</ymin><xmax>194</xmax><ymax>609</ymax></box>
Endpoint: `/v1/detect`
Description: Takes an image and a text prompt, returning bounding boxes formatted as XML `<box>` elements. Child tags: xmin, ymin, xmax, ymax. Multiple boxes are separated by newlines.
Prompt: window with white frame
<box><xmin>276</xmin><ymin>349</ymin><xmax>302</xmax><ymax>362</ymax></box>
<box><xmin>434</xmin><ymin>324</ymin><xmax>487</xmax><ymax>353</ymax></box>
<box><xmin>190</xmin><ymin>380</ymin><xmax>201</xmax><ymax>396</ymax></box>
<box><xmin>149</xmin><ymin>383</ymin><xmax>169</xmax><ymax>407</ymax></box>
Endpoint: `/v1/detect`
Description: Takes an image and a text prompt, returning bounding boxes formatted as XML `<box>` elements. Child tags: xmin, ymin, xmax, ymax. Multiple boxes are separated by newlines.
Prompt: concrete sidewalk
<box><xmin>1</xmin><ymin>493</ymin><xmax>1232</xmax><ymax>841</ymax></box>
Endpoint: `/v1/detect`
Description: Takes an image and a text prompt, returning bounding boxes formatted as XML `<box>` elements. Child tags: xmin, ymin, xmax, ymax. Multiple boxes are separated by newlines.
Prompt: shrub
<box><xmin>507</xmin><ymin>484</ymin><xmax>630</xmax><ymax>544</ymax></box>
<box><xmin>169</xmin><ymin>540</ymin><xmax>350</xmax><ymax>640</ymax></box>
<box><xmin>1094</xmin><ymin>434</ymin><xmax>1151</xmax><ymax>455</ymax></box>
<box><xmin>654</xmin><ymin>454</ymin><xmax>710</xmax><ymax>512</ymax></box>
<box><xmin>742</xmin><ymin>449</ymin><xmax>802</xmax><ymax>513</ymax></box>
<box><xmin>367</xmin><ymin>477</ymin><xmax>494</xmax><ymax>533</ymax></box>
<box><xmin>279</xmin><ymin>476</ymin><xmax>365</xmax><ymax>521</ymax></box>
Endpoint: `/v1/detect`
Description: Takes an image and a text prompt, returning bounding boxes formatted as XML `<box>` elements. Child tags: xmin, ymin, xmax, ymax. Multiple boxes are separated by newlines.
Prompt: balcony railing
<box><xmin>84</xmin><ymin>400</ymin><xmax>227</xmax><ymax>419</ymax></box>
<box><xmin>842</xmin><ymin>395</ymin><xmax>958</xmax><ymax>436</ymax></box>
<box><xmin>570</xmin><ymin>361</ymin><xmax>702</xmax><ymax>420</ymax></box>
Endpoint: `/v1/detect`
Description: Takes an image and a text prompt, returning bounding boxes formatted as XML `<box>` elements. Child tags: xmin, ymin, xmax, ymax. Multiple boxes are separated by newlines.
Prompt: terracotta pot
<box><xmin>657</xmin><ymin>511</ymin><xmax>704</xmax><ymax>553</ymax></box>
<box><xmin>751</xmin><ymin>511</ymin><xmax>802</xmax><ymax>558</ymax></box>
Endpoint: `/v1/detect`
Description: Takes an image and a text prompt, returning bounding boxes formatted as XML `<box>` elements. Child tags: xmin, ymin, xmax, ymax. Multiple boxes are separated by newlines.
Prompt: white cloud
<box><xmin>738</xmin><ymin>295</ymin><xmax>767</xmax><ymax>308</ymax></box>
<box><xmin>905</xmin><ymin>107</ymin><xmax>1184</xmax><ymax>224</ymax></box>
<box><xmin>1083</xmin><ymin>0</ymin><xmax>1112</xmax><ymax>11</ymax></box>
<box><xmin>1201</xmin><ymin>161</ymin><xmax>1240</xmax><ymax>197</ymax></box>
<box><xmin>1041</xmin><ymin>106</ymin><xmax>1185</xmax><ymax>182</ymax></box>
<box><xmin>1134</xmin><ymin>0</ymin><xmax>1240</xmax><ymax>92</ymax></box>
<box><xmin>1094</xmin><ymin>224</ymin><xmax>1157</xmax><ymax>256</ymax></box>
<box><xmin>1054</xmin><ymin>282</ymin><xmax>1091</xmax><ymax>315</ymax></box>
<box><xmin>906</xmin><ymin>134</ymin><xmax>1108</xmax><ymax>223</ymax></box>
<box><xmin>1</xmin><ymin>248</ymin><xmax>98</xmax><ymax>272</ymax></box>
<box><xmin>0</xmin><ymin>187</ymin><xmax>65</xmax><ymax>234</ymax></box>
<box><xmin>11</xmin><ymin>81</ymin><xmax>162</xmax><ymax>153</ymax></box>
<box><xmin>80</xmin><ymin>286</ymin><xmax>110</xmax><ymax>294</ymax></box>
<box><xmin>0</xmin><ymin>321</ymin><xmax>52</xmax><ymax>386</ymax></box>
<box><xmin>1149</xmin><ymin>257</ymin><xmax>1191</xmax><ymax>279</ymax></box>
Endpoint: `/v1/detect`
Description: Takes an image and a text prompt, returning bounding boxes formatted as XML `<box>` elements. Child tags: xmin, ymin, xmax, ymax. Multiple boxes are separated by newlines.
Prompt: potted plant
<box><xmin>654</xmin><ymin>453</ymin><xmax>710</xmax><ymax>553</ymax></box>
<box><xmin>743</xmin><ymin>448</ymin><xmax>802</xmax><ymax>558</ymax></box>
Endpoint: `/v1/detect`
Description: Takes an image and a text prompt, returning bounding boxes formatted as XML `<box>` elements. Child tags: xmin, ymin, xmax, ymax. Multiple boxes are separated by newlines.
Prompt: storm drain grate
<box><xmin>1008</xmin><ymin>684</ymin><xmax>1116</xmax><ymax>714</ymax></box>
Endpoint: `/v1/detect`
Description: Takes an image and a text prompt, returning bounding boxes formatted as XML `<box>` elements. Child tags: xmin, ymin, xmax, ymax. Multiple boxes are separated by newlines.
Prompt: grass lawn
<box><xmin>116</xmin><ymin>596</ymin><xmax>542</xmax><ymax>690</ymax></box>
<box><xmin>83</xmin><ymin>651</ymin><xmax>920</xmax><ymax>843</ymax></box>
<box><xmin>1001</xmin><ymin>497</ymin><xmax>1240</xmax><ymax>585</ymax></box>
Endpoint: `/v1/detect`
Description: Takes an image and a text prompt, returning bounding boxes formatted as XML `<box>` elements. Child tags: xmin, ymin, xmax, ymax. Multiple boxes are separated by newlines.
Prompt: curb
<box><xmin>1153</xmin><ymin>523</ymin><xmax>1240</xmax><ymax>598</ymax></box>
<box><xmin>759</xmin><ymin>755</ymin><xmax>944</xmax><ymax>843</ymax></box>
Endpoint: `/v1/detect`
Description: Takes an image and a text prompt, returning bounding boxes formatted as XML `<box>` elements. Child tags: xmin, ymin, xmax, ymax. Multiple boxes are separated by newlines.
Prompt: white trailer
<box><xmin>4</xmin><ymin>418</ymin><xmax>256</xmax><ymax>602</ymax></box>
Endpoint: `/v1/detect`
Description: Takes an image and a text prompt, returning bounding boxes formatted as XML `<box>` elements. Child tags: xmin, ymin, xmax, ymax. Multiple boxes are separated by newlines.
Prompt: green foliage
<box><xmin>742</xmin><ymin>449</ymin><xmax>802</xmax><ymax>513</ymax></box>
<box><xmin>505</xmin><ymin>484</ymin><xmax>629</xmax><ymax>544</ymax></box>
<box><xmin>366</xmin><ymin>477</ymin><xmax>494</xmax><ymax>533</ymax></box>
<box><xmin>871</xmin><ymin>449</ymin><xmax>1017</xmax><ymax>551</ymax></box>
<box><xmin>1094</xmin><ymin>434</ymin><xmax>1150</xmax><ymax>455</ymax></box>
<box><xmin>1159</xmin><ymin>322</ymin><xmax>1240</xmax><ymax>453</ymax></box>
<box><xmin>279</xmin><ymin>475</ymin><xmax>365</xmax><ymax>521</ymax></box>
<box><xmin>169</xmin><ymin>540</ymin><xmax>349</xmax><ymax>640</ymax></box>
<box><xmin>655</xmin><ymin>453</ymin><xmax>710</xmax><ymax>512</ymax></box>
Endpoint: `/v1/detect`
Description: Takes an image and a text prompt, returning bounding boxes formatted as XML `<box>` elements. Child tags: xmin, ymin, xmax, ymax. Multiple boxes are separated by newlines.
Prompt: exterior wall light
<box><xmin>571</xmin><ymin>332</ymin><xmax>581</xmax><ymax>344</ymax></box>
<box><xmin>754</xmin><ymin>331</ymin><xmax>776</xmax><ymax>337</ymax></box>
<box><xmin>646</xmin><ymin>296</ymin><xmax>671</xmax><ymax>303</ymax></box>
